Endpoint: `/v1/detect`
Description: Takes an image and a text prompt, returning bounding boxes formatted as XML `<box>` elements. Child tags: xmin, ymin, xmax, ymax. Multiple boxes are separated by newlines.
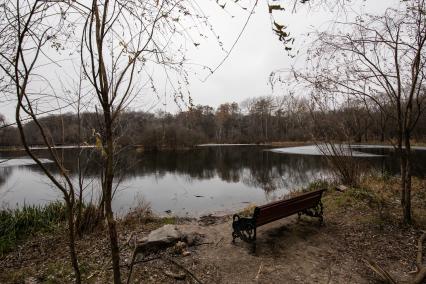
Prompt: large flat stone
<box><xmin>143</xmin><ymin>224</ymin><xmax>181</xmax><ymax>244</ymax></box>
<box><xmin>136</xmin><ymin>224</ymin><xmax>205</xmax><ymax>255</ymax></box>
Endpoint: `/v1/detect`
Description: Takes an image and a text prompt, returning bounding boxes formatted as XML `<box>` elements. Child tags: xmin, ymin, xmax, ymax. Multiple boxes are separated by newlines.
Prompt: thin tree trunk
<box><xmin>403</xmin><ymin>131</ymin><xmax>412</xmax><ymax>224</ymax></box>
<box><xmin>76</xmin><ymin>98</ymin><xmax>83</xmax><ymax>236</ymax></box>
<box><xmin>399</xmin><ymin>133</ymin><xmax>407</xmax><ymax>207</ymax></box>
<box><xmin>105</xmin><ymin>192</ymin><xmax>121</xmax><ymax>283</ymax></box>
<box><xmin>104</xmin><ymin>110</ymin><xmax>121</xmax><ymax>284</ymax></box>
<box><xmin>66</xmin><ymin>198</ymin><xmax>82</xmax><ymax>284</ymax></box>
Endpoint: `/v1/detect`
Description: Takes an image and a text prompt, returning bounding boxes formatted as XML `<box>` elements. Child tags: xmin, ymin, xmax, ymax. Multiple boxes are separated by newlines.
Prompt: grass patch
<box><xmin>161</xmin><ymin>216</ymin><xmax>177</xmax><ymax>225</ymax></box>
<box><xmin>0</xmin><ymin>202</ymin><xmax>66</xmax><ymax>256</ymax></box>
<box><xmin>323</xmin><ymin>182</ymin><xmax>392</xmax><ymax>218</ymax></box>
<box><xmin>322</xmin><ymin>174</ymin><xmax>426</xmax><ymax>228</ymax></box>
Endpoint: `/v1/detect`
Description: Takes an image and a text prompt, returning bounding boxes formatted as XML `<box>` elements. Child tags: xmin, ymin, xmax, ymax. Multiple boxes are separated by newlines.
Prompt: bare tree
<box><xmin>0</xmin><ymin>0</ymin><xmax>83</xmax><ymax>282</ymax></box>
<box><xmin>76</xmin><ymin>0</ymin><xmax>215</xmax><ymax>281</ymax></box>
<box><xmin>292</xmin><ymin>0</ymin><xmax>426</xmax><ymax>223</ymax></box>
<box><xmin>1</xmin><ymin>0</ymin><xmax>216</xmax><ymax>281</ymax></box>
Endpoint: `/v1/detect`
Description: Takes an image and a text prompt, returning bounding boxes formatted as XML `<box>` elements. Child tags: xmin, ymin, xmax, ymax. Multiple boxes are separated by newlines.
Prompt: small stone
<box><xmin>184</xmin><ymin>232</ymin><xmax>203</xmax><ymax>246</ymax></box>
<box><xmin>174</xmin><ymin>241</ymin><xmax>187</xmax><ymax>254</ymax></box>
<box><xmin>336</xmin><ymin>185</ymin><xmax>348</xmax><ymax>192</ymax></box>
<box><xmin>182</xmin><ymin>251</ymin><xmax>191</xmax><ymax>256</ymax></box>
<box><xmin>24</xmin><ymin>277</ymin><xmax>39</xmax><ymax>284</ymax></box>
<box><xmin>164</xmin><ymin>270</ymin><xmax>186</xmax><ymax>280</ymax></box>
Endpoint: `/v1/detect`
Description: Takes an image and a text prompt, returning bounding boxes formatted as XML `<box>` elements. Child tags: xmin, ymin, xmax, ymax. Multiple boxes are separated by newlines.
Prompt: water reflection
<box><xmin>0</xmin><ymin>167</ymin><xmax>11</xmax><ymax>187</ymax></box>
<box><xmin>0</xmin><ymin>146</ymin><xmax>425</xmax><ymax>216</ymax></box>
<box><xmin>0</xmin><ymin>167</ymin><xmax>13</xmax><ymax>204</ymax></box>
<box><xmin>351</xmin><ymin>146</ymin><xmax>426</xmax><ymax>177</ymax></box>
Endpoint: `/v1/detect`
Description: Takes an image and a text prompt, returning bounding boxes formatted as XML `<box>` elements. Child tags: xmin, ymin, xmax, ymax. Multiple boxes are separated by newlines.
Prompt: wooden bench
<box><xmin>231</xmin><ymin>188</ymin><xmax>326</xmax><ymax>252</ymax></box>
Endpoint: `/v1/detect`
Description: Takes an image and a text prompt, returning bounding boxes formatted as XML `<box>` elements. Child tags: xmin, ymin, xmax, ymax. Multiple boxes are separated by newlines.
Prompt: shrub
<box><xmin>317</xmin><ymin>143</ymin><xmax>366</xmax><ymax>187</ymax></box>
<box><xmin>77</xmin><ymin>203</ymin><xmax>103</xmax><ymax>234</ymax></box>
<box><xmin>123</xmin><ymin>194</ymin><xmax>152</xmax><ymax>224</ymax></box>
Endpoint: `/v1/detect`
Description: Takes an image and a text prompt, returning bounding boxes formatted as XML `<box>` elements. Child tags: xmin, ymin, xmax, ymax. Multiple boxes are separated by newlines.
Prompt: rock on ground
<box><xmin>137</xmin><ymin>224</ymin><xmax>206</xmax><ymax>254</ymax></box>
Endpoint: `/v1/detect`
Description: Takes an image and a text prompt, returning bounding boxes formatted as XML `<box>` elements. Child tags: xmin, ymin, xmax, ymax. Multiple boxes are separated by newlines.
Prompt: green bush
<box><xmin>0</xmin><ymin>202</ymin><xmax>67</xmax><ymax>256</ymax></box>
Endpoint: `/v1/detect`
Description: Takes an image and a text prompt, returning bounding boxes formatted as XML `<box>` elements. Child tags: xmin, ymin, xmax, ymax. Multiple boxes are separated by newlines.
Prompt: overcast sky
<box><xmin>0</xmin><ymin>0</ymin><xmax>401</xmax><ymax>121</ymax></box>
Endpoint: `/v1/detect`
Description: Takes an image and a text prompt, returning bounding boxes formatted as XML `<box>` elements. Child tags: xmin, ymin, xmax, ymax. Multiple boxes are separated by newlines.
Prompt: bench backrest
<box><xmin>254</xmin><ymin>189</ymin><xmax>326</xmax><ymax>227</ymax></box>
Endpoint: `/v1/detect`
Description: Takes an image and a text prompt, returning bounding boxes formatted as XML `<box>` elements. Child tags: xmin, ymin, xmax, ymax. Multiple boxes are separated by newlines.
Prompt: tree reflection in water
<box><xmin>1</xmin><ymin>146</ymin><xmax>425</xmax><ymax>214</ymax></box>
<box><xmin>0</xmin><ymin>167</ymin><xmax>13</xmax><ymax>203</ymax></box>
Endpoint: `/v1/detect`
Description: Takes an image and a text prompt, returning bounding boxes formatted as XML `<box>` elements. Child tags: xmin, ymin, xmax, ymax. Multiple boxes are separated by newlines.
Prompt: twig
<box><xmin>362</xmin><ymin>258</ymin><xmax>396</xmax><ymax>284</ymax></box>
<box><xmin>192</xmin><ymin>241</ymin><xmax>214</xmax><ymax>247</ymax></box>
<box><xmin>363</xmin><ymin>231</ymin><xmax>426</xmax><ymax>284</ymax></box>
<box><xmin>129</xmin><ymin>256</ymin><xmax>161</xmax><ymax>267</ymax></box>
<box><xmin>162</xmin><ymin>256</ymin><xmax>203</xmax><ymax>284</ymax></box>
<box><xmin>215</xmin><ymin>237</ymin><xmax>224</xmax><ymax>247</ymax></box>
<box><xmin>126</xmin><ymin>255</ymin><xmax>162</xmax><ymax>284</ymax></box>
<box><xmin>412</xmin><ymin>231</ymin><xmax>426</xmax><ymax>284</ymax></box>
<box><xmin>86</xmin><ymin>271</ymin><xmax>99</xmax><ymax>280</ymax></box>
<box><xmin>416</xmin><ymin>231</ymin><xmax>426</xmax><ymax>270</ymax></box>
<box><xmin>327</xmin><ymin>264</ymin><xmax>332</xmax><ymax>284</ymax></box>
<box><xmin>126</xmin><ymin>231</ymin><xmax>135</xmax><ymax>247</ymax></box>
<box><xmin>254</xmin><ymin>261</ymin><xmax>263</xmax><ymax>281</ymax></box>
<box><xmin>109</xmin><ymin>255</ymin><xmax>161</xmax><ymax>269</ymax></box>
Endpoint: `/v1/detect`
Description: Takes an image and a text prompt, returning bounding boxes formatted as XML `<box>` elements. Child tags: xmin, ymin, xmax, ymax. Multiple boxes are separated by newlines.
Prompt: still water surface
<box><xmin>0</xmin><ymin>145</ymin><xmax>425</xmax><ymax>216</ymax></box>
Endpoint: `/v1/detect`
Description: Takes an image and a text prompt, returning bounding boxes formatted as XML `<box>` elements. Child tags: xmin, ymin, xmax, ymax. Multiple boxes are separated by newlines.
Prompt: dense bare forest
<box><xmin>2</xmin><ymin>95</ymin><xmax>426</xmax><ymax>148</ymax></box>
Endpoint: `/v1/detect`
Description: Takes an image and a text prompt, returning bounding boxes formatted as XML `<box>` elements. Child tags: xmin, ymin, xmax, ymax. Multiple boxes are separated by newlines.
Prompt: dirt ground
<box><xmin>1</xmin><ymin>183</ymin><xmax>425</xmax><ymax>284</ymax></box>
<box><xmin>130</xmin><ymin>215</ymin><xmax>419</xmax><ymax>284</ymax></box>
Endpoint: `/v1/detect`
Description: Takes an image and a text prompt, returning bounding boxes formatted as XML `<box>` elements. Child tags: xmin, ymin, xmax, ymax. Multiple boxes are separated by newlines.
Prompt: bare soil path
<box><xmin>126</xmin><ymin>211</ymin><xmax>419</xmax><ymax>284</ymax></box>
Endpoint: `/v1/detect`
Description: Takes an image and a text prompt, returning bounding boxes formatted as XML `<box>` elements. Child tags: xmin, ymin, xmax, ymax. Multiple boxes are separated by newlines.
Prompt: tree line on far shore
<box><xmin>1</xmin><ymin>95</ymin><xmax>426</xmax><ymax>149</ymax></box>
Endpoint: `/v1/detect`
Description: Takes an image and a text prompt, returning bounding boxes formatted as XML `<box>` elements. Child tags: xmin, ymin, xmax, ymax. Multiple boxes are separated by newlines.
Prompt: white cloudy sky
<box><xmin>0</xmin><ymin>0</ymin><xmax>401</xmax><ymax>121</ymax></box>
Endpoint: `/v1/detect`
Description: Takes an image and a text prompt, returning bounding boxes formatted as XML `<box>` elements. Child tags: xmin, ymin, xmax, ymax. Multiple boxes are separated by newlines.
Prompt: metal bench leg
<box><xmin>318</xmin><ymin>201</ymin><xmax>324</xmax><ymax>226</ymax></box>
<box><xmin>251</xmin><ymin>227</ymin><xmax>257</xmax><ymax>254</ymax></box>
<box><xmin>232</xmin><ymin>214</ymin><xmax>258</xmax><ymax>253</ymax></box>
<box><xmin>232</xmin><ymin>231</ymin><xmax>237</xmax><ymax>244</ymax></box>
<box><xmin>298</xmin><ymin>201</ymin><xmax>324</xmax><ymax>225</ymax></box>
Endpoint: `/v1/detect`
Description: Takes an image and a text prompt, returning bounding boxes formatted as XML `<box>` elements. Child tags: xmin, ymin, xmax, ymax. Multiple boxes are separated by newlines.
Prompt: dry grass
<box><xmin>237</xmin><ymin>203</ymin><xmax>257</xmax><ymax>217</ymax></box>
<box><xmin>122</xmin><ymin>194</ymin><xmax>153</xmax><ymax>225</ymax></box>
<box><xmin>323</xmin><ymin>174</ymin><xmax>426</xmax><ymax>229</ymax></box>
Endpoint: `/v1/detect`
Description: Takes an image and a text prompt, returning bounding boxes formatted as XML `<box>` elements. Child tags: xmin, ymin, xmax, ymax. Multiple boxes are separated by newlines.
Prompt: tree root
<box><xmin>162</xmin><ymin>256</ymin><xmax>203</xmax><ymax>284</ymax></box>
<box><xmin>364</xmin><ymin>231</ymin><xmax>426</xmax><ymax>284</ymax></box>
<box><xmin>362</xmin><ymin>258</ymin><xmax>396</xmax><ymax>283</ymax></box>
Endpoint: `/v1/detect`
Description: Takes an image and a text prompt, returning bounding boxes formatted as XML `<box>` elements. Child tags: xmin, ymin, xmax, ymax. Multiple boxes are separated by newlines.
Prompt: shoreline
<box><xmin>2</xmin><ymin>176</ymin><xmax>426</xmax><ymax>283</ymax></box>
<box><xmin>2</xmin><ymin>140</ymin><xmax>426</xmax><ymax>152</ymax></box>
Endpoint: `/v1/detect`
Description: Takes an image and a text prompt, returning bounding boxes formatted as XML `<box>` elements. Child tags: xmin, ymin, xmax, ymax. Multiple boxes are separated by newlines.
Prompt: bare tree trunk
<box><xmin>398</xmin><ymin>122</ymin><xmax>407</xmax><ymax>208</ymax></box>
<box><xmin>104</xmin><ymin>110</ymin><xmax>121</xmax><ymax>284</ymax></box>
<box><xmin>76</xmin><ymin>82</ymin><xmax>83</xmax><ymax>236</ymax></box>
<box><xmin>76</xmin><ymin>160</ymin><xmax>84</xmax><ymax>236</ymax></box>
<box><xmin>66</xmin><ymin>198</ymin><xmax>82</xmax><ymax>284</ymax></box>
<box><xmin>105</xmin><ymin>192</ymin><xmax>121</xmax><ymax>284</ymax></box>
<box><xmin>403</xmin><ymin>131</ymin><xmax>412</xmax><ymax>223</ymax></box>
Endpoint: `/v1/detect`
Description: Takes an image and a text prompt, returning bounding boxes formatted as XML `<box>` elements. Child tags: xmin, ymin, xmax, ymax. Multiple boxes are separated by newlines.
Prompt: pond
<box><xmin>1</xmin><ymin>145</ymin><xmax>425</xmax><ymax>216</ymax></box>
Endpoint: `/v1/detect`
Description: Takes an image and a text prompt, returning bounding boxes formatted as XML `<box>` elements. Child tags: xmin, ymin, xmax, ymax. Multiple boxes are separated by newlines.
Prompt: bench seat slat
<box><xmin>257</xmin><ymin>189</ymin><xmax>326</xmax><ymax>210</ymax></box>
<box><xmin>255</xmin><ymin>194</ymin><xmax>322</xmax><ymax>226</ymax></box>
